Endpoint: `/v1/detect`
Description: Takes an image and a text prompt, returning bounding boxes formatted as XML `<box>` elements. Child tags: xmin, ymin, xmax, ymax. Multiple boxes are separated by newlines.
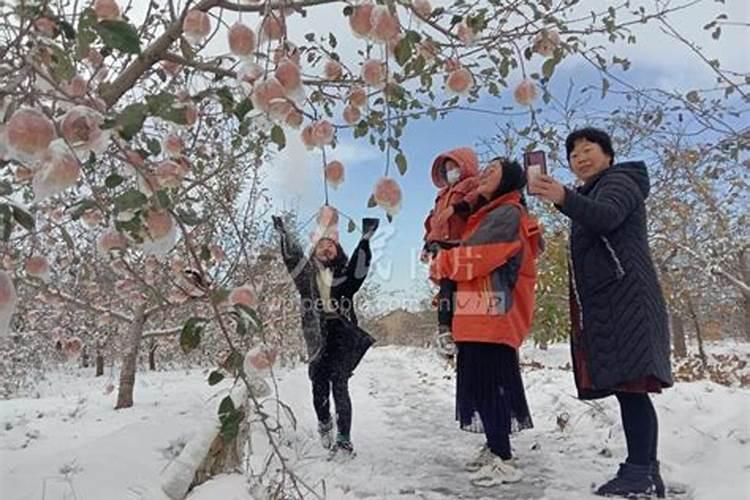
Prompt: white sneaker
<box><xmin>465</xmin><ymin>444</ymin><xmax>494</xmax><ymax>472</ymax></box>
<box><xmin>470</xmin><ymin>456</ymin><xmax>523</xmax><ymax>487</ymax></box>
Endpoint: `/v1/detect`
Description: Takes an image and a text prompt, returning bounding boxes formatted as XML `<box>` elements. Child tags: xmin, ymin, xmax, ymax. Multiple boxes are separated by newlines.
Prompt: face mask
<box><xmin>445</xmin><ymin>169</ymin><xmax>461</xmax><ymax>185</ymax></box>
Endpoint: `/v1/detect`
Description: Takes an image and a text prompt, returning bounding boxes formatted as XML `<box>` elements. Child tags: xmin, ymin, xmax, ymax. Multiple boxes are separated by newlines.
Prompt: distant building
<box><xmin>365</xmin><ymin>308</ymin><xmax>434</xmax><ymax>346</ymax></box>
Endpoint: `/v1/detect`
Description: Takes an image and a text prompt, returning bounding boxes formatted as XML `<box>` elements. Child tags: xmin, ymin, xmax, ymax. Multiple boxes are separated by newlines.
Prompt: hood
<box><xmin>431</xmin><ymin>147</ymin><xmax>479</xmax><ymax>188</ymax></box>
<box><xmin>609</xmin><ymin>161</ymin><xmax>650</xmax><ymax>199</ymax></box>
<box><xmin>582</xmin><ymin>161</ymin><xmax>651</xmax><ymax>199</ymax></box>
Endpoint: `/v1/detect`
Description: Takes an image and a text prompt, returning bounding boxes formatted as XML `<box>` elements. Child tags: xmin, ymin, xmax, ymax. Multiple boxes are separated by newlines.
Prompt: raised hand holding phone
<box><xmin>524</xmin><ymin>150</ymin><xmax>547</xmax><ymax>195</ymax></box>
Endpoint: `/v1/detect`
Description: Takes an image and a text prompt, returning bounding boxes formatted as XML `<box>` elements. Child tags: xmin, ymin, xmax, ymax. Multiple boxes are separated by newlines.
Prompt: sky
<box><xmin>120</xmin><ymin>0</ymin><xmax>748</xmax><ymax>303</ymax></box>
<box><xmin>259</xmin><ymin>0</ymin><xmax>749</xmax><ymax>301</ymax></box>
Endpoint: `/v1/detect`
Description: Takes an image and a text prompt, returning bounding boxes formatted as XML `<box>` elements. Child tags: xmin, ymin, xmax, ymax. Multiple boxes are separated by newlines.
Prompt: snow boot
<box><xmin>327</xmin><ymin>435</ymin><xmax>356</xmax><ymax>462</ymax></box>
<box><xmin>318</xmin><ymin>419</ymin><xmax>334</xmax><ymax>450</ymax></box>
<box><xmin>595</xmin><ymin>462</ymin><xmax>659</xmax><ymax>498</ymax></box>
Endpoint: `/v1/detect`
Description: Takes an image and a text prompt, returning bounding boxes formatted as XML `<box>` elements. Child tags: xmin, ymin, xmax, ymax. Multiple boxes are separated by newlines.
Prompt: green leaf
<box><xmin>95</xmin><ymin>20</ymin><xmax>141</xmax><ymax>54</ymax></box>
<box><xmin>12</xmin><ymin>206</ymin><xmax>35</xmax><ymax>231</ymax></box>
<box><xmin>395</xmin><ymin>153</ymin><xmax>407</xmax><ymax>175</ymax></box>
<box><xmin>235</xmin><ymin>303</ymin><xmax>263</xmax><ymax>332</ymax></box>
<box><xmin>216</xmin><ymin>86</ymin><xmax>235</xmax><ymax>113</ymax></box>
<box><xmin>178</xmin><ymin>209</ymin><xmax>202</xmax><ymax>226</ymax></box>
<box><xmin>208</xmin><ymin>370</ymin><xmax>225</xmax><ymax>386</ymax></box>
<box><xmin>354</xmin><ymin>120</ymin><xmax>369</xmax><ymax>139</ymax></box>
<box><xmin>0</xmin><ymin>204</ymin><xmax>12</xmax><ymax>241</ymax></box>
<box><xmin>234</xmin><ymin>98</ymin><xmax>254</xmax><ymax>120</ymax></box>
<box><xmin>328</xmin><ymin>32</ymin><xmax>337</xmax><ymax>49</ymax></box>
<box><xmin>225</xmin><ymin>351</ymin><xmax>243</xmax><ymax>373</ymax></box>
<box><xmin>146</xmin><ymin>138</ymin><xmax>161</xmax><ymax>156</ymax></box>
<box><xmin>113</xmin><ymin>190</ymin><xmax>148</xmax><ymax>212</ymax></box>
<box><xmin>76</xmin><ymin>8</ymin><xmax>97</xmax><ymax>58</ymax></box>
<box><xmin>60</xmin><ymin>226</ymin><xmax>75</xmax><ymax>250</ymax></box>
<box><xmin>105</xmin><ymin>174</ymin><xmax>124</xmax><ymax>189</ymax></box>
<box><xmin>347</xmin><ymin>219</ymin><xmax>356</xmax><ymax>233</ymax></box>
<box><xmin>601</xmin><ymin>77</ymin><xmax>610</xmax><ymax>99</ymax></box>
<box><xmin>0</xmin><ymin>180</ymin><xmax>12</xmax><ymax>196</ymax></box>
<box><xmin>159</xmin><ymin>105</ymin><xmax>190</xmax><ymax>126</ymax></box>
<box><xmin>270</xmin><ymin>125</ymin><xmax>286</xmax><ymax>150</ymax></box>
<box><xmin>541</xmin><ymin>56</ymin><xmax>559</xmax><ymax>80</ymax></box>
<box><xmin>218</xmin><ymin>394</ymin><xmax>236</xmax><ymax>416</ymax></box>
<box><xmin>70</xmin><ymin>198</ymin><xmax>99</xmax><ymax>220</ymax></box>
<box><xmin>211</xmin><ymin>288</ymin><xmax>230</xmax><ymax>306</ymax></box>
<box><xmin>58</xmin><ymin>20</ymin><xmax>76</xmax><ymax>40</ymax></box>
<box><xmin>217</xmin><ymin>395</ymin><xmax>243</xmax><ymax>445</ymax></box>
<box><xmin>47</xmin><ymin>44</ymin><xmax>76</xmax><ymax>82</ymax></box>
<box><xmin>180</xmin><ymin>317</ymin><xmax>208</xmax><ymax>354</ymax></box>
<box><xmin>394</xmin><ymin>37</ymin><xmax>412</xmax><ymax>67</ymax></box>
<box><xmin>199</xmin><ymin>244</ymin><xmax>211</xmax><ymax>261</ymax></box>
<box><xmin>116</xmin><ymin>103</ymin><xmax>148</xmax><ymax>140</ymax></box>
<box><xmin>234</xmin><ymin>313</ymin><xmax>248</xmax><ymax>337</ymax></box>
<box><xmin>367</xmin><ymin>194</ymin><xmax>377</xmax><ymax>208</ymax></box>
<box><xmin>156</xmin><ymin>190</ymin><xmax>171</xmax><ymax>209</ymax></box>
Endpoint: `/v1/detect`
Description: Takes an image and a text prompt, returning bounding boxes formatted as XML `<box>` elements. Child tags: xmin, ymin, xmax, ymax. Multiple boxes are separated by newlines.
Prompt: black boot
<box><xmin>650</xmin><ymin>461</ymin><xmax>665</xmax><ymax>498</ymax></box>
<box><xmin>595</xmin><ymin>462</ymin><xmax>658</xmax><ymax>498</ymax></box>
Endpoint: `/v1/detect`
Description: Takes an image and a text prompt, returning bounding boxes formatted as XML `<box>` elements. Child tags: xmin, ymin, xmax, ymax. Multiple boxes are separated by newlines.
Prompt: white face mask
<box><xmin>445</xmin><ymin>169</ymin><xmax>461</xmax><ymax>185</ymax></box>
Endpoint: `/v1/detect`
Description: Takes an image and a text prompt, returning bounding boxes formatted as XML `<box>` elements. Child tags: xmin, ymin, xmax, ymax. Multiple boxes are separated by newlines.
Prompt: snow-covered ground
<box><xmin>1</xmin><ymin>344</ymin><xmax>749</xmax><ymax>499</ymax></box>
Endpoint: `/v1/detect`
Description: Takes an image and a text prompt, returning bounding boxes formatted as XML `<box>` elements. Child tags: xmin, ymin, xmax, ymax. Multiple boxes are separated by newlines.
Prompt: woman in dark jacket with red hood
<box><xmin>530</xmin><ymin>128</ymin><xmax>673</xmax><ymax>498</ymax></box>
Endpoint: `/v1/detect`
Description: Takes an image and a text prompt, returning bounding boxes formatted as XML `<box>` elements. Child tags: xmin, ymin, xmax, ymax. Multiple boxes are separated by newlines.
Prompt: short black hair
<box><xmin>565</xmin><ymin>127</ymin><xmax>615</xmax><ymax>165</ymax></box>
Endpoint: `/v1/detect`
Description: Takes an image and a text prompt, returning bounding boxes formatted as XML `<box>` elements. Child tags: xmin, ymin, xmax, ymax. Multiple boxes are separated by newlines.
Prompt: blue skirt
<box><xmin>456</xmin><ymin>342</ymin><xmax>533</xmax><ymax>435</ymax></box>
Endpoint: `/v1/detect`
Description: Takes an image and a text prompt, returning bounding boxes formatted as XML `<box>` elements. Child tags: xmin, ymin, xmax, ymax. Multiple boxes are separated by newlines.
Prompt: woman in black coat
<box><xmin>530</xmin><ymin>128</ymin><xmax>672</xmax><ymax>498</ymax></box>
<box><xmin>272</xmin><ymin>215</ymin><xmax>377</xmax><ymax>461</ymax></box>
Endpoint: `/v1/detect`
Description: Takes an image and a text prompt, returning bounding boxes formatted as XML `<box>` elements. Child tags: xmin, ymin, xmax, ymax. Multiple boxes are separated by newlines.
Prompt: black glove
<box><xmin>362</xmin><ymin>218</ymin><xmax>379</xmax><ymax>239</ymax></box>
<box><xmin>426</xmin><ymin>242</ymin><xmax>441</xmax><ymax>258</ymax></box>
<box><xmin>271</xmin><ymin>215</ymin><xmax>284</xmax><ymax>231</ymax></box>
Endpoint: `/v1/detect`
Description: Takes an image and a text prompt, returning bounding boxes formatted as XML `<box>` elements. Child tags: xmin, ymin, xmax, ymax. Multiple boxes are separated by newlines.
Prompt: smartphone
<box><xmin>524</xmin><ymin>150</ymin><xmax>547</xmax><ymax>195</ymax></box>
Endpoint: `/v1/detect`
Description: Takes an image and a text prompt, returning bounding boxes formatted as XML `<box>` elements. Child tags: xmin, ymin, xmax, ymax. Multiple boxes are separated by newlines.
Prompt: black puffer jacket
<box><xmin>278</xmin><ymin>228</ymin><xmax>374</xmax><ymax>378</ymax></box>
<box><xmin>558</xmin><ymin>161</ymin><xmax>673</xmax><ymax>394</ymax></box>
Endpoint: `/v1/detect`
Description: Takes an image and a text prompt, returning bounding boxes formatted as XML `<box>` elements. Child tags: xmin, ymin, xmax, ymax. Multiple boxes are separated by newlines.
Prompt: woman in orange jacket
<box><xmin>430</xmin><ymin>158</ymin><xmax>543</xmax><ymax>487</ymax></box>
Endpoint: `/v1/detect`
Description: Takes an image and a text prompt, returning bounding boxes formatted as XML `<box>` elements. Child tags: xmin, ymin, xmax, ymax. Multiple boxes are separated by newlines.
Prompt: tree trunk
<box><xmin>115</xmin><ymin>306</ymin><xmax>147</xmax><ymax>410</ymax></box>
<box><xmin>741</xmin><ymin>249</ymin><xmax>750</xmax><ymax>342</ymax></box>
<box><xmin>95</xmin><ymin>353</ymin><xmax>104</xmax><ymax>377</ymax></box>
<box><xmin>81</xmin><ymin>346</ymin><xmax>90</xmax><ymax>368</ymax></box>
<box><xmin>161</xmin><ymin>385</ymin><xmax>250</xmax><ymax>500</ymax></box>
<box><xmin>686</xmin><ymin>296</ymin><xmax>708</xmax><ymax>369</ymax></box>
<box><xmin>671</xmin><ymin>312</ymin><xmax>687</xmax><ymax>359</ymax></box>
<box><xmin>149</xmin><ymin>341</ymin><xmax>157</xmax><ymax>371</ymax></box>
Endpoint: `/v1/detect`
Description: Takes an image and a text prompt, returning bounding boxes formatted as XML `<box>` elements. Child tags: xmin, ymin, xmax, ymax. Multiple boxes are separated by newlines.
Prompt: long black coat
<box><xmin>278</xmin><ymin>227</ymin><xmax>374</xmax><ymax>378</ymax></box>
<box><xmin>558</xmin><ymin>161</ymin><xmax>673</xmax><ymax>397</ymax></box>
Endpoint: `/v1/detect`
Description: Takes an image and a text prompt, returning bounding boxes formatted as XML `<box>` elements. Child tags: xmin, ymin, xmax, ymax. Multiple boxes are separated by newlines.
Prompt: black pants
<box><xmin>310</xmin><ymin>324</ymin><xmax>353</xmax><ymax>438</ymax></box>
<box><xmin>615</xmin><ymin>392</ymin><xmax>658</xmax><ymax>465</ymax></box>
<box><xmin>437</xmin><ymin>278</ymin><xmax>456</xmax><ymax>329</ymax></box>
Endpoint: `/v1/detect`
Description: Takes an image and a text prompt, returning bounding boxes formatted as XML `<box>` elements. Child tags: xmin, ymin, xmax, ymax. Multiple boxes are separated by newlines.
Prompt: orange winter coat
<box><xmin>429</xmin><ymin>191</ymin><xmax>542</xmax><ymax>348</ymax></box>
<box><xmin>423</xmin><ymin>147</ymin><xmax>482</xmax><ymax>244</ymax></box>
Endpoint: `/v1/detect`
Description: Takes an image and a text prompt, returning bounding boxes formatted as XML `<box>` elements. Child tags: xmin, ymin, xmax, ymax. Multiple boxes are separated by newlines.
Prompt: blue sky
<box><xmin>255</xmin><ymin>1</ymin><xmax>748</xmax><ymax>301</ymax></box>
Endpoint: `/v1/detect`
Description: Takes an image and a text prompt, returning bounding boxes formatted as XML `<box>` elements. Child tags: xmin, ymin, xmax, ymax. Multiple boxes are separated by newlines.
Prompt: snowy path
<box><xmin>276</xmin><ymin>346</ymin><xmax>548</xmax><ymax>499</ymax></box>
<box><xmin>2</xmin><ymin>345</ymin><xmax>748</xmax><ymax>499</ymax></box>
